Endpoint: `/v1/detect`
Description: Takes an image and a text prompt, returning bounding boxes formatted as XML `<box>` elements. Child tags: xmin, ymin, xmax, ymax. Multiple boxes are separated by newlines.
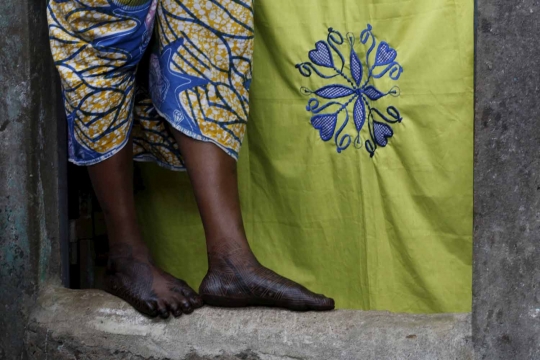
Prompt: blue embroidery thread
<box><xmin>296</xmin><ymin>25</ymin><xmax>403</xmax><ymax>157</ymax></box>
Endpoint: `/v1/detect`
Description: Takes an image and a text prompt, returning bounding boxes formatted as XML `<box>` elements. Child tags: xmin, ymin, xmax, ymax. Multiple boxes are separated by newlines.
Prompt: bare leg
<box><xmin>172</xmin><ymin>131</ymin><xmax>335</xmax><ymax>311</ymax></box>
<box><xmin>88</xmin><ymin>140</ymin><xmax>203</xmax><ymax>318</ymax></box>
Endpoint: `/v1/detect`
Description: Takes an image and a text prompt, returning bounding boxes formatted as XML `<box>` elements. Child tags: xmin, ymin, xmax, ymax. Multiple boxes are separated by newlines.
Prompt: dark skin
<box><xmin>89</xmin><ymin>138</ymin><xmax>203</xmax><ymax>318</ymax></box>
<box><xmin>89</xmin><ymin>130</ymin><xmax>334</xmax><ymax>319</ymax></box>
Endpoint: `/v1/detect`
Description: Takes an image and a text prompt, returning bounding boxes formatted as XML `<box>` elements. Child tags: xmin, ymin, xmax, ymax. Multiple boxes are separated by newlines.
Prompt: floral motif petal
<box><xmin>311</xmin><ymin>113</ymin><xmax>338</xmax><ymax>141</ymax></box>
<box><xmin>363</xmin><ymin>85</ymin><xmax>385</xmax><ymax>100</ymax></box>
<box><xmin>350</xmin><ymin>49</ymin><xmax>363</xmax><ymax>85</ymax></box>
<box><xmin>315</xmin><ymin>85</ymin><xmax>355</xmax><ymax>99</ymax></box>
<box><xmin>353</xmin><ymin>97</ymin><xmax>366</xmax><ymax>132</ymax></box>
<box><xmin>309</xmin><ymin>41</ymin><xmax>334</xmax><ymax>68</ymax></box>
<box><xmin>374</xmin><ymin>41</ymin><xmax>397</xmax><ymax>66</ymax></box>
<box><xmin>373</xmin><ymin>120</ymin><xmax>394</xmax><ymax>147</ymax></box>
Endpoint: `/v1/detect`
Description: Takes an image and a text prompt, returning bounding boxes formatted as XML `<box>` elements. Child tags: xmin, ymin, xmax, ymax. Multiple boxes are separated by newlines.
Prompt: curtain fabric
<box><xmin>136</xmin><ymin>0</ymin><xmax>474</xmax><ymax>313</ymax></box>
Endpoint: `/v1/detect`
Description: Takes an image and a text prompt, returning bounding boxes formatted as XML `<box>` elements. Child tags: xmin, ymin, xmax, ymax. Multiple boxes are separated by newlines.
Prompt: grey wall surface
<box><xmin>0</xmin><ymin>1</ymin><xmax>65</xmax><ymax>358</ymax></box>
<box><xmin>474</xmin><ymin>1</ymin><xmax>540</xmax><ymax>359</ymax></box>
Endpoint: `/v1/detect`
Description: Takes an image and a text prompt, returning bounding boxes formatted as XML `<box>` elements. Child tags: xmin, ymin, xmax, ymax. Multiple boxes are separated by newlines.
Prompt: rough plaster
<box><xmin>0</xmin><ymin>0</ymin><xmax>64</xmax><ymax>358</ymax></box>
<box><xmin>473</xmin><ymin>1</ymin><xmax>540</xmax><ymax>359</ymax></box>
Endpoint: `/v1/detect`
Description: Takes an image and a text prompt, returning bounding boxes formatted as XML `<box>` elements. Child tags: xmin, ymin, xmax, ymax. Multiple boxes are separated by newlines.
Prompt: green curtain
<box><xmin>135</xmin><ymin>0</ymin><xmax>474</xmax><ymax>313</ymax></box>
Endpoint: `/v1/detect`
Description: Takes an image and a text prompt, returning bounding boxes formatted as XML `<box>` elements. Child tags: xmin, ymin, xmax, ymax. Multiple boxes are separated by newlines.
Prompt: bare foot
<box><xmin>199</xmin><ymin>245</ymin><xmax>335</xmax><ymax>311</ymax></box>
<box><xmin>103</xmin><ymin>244</ymin><xmax>203</xmax><ymax>318</ymax></box>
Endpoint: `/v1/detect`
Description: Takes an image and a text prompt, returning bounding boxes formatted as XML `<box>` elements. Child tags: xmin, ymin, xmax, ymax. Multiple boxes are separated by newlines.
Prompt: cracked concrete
<box><xmin>25</xmin><ymin>287</ymin><xmax>472</xmax><ymax>360</ymax></box>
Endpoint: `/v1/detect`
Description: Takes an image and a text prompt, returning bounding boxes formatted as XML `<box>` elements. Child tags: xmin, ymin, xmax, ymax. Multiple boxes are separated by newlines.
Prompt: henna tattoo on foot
<box><xmin>199</xmin><ymin>242</ymin><xmax>335</xmax><ymax>311</ymax></box>
<box><xmin>103</xmin><ymin>243</ymin><xmax>203</xmax><ymax>318</ymax></box>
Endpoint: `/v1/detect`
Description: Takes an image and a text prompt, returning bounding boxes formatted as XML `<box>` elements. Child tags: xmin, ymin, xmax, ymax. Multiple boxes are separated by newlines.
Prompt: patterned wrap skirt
<box><xmin>47</xmin><ymin>0</ymin><xmax>254</xmax><ymax>170</ymax></box>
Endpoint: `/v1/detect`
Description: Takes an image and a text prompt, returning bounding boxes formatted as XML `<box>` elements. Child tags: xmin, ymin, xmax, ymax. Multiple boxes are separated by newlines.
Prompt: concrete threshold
<box><xmin>25</xmin><ymin>287</ymin><xmax>472</xmax><ymax>360</ymax></box>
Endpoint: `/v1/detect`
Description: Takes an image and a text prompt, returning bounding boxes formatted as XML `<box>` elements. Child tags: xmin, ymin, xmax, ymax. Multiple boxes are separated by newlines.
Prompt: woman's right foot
<box><xmin>103</xmin><ymin>243</ymin><xmax>203</xmax><ymax>319</ymax></box>
<box><xmin>199</xmin><ymin>247</ymin><xmax>335</xmax><ymax>312</ymax></box>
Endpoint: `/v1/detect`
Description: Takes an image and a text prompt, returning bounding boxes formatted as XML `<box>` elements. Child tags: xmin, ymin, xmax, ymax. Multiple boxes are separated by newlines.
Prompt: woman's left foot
<box><xmin>199</xmin><ymin>249</ymin><xmax>335</xmax><ymax>311</ymax></box>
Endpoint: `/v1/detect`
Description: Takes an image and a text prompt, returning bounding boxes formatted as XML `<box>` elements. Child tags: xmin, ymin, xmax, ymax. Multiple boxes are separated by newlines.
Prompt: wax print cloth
<box><xmin>48</xmin><ymin>0</ymin><xmax>254</xmax><ymax>167</ymax></box>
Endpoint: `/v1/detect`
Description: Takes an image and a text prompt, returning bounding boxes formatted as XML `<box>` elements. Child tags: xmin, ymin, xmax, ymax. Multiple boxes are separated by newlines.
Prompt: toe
<box><xmin>143</xmin><ymin>300</ymin><xmax>159</xmax><ymax>318</ymax></box>
<box><xmin>178</xmin><ymin>296</ymin><xmax>194</xmax><ymax>314</ymax></box>
<box><xmin>168</xmin><ymin>301</ymin><xmax>183</xmax><ymax>318</ymax></box>
<box><xmin>180</xmin><ymin>285</ymin><xmax>198</xmax><ymax>298</ymax></box>
<box><xmin>179</xmin><ymin>282</ymin><xmax>200</xmax><ymax>300</ymax></box>
<box><xmin>157</xmin><ymin>300</ymin><xmax>170</xmax><ymax>319</ymax></box>
<box><xmin>172</xmin><ymin>279</ymin><xmax>203</xmax><ymax>309</ymax></box>
<box><xmin>321</xmin><ymin>297</ymin><xmax>335</xmax><ymax>310</ymax></box>
<box><xmin>189</xmin><ymin>294</ymin><xmax>204</xmax><ymax>309</ymax></box>
<box><xmin>309</xmin><ymin>295</ymin><xmax>335</xmax><ymax>311</ymax></box>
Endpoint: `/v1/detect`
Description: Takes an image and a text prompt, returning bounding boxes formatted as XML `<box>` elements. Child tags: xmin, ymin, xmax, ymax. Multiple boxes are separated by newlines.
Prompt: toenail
<box><xmin>159</xmin><ymin>312</ymin><xmax>169</xmax><ymax>319</ymax></box>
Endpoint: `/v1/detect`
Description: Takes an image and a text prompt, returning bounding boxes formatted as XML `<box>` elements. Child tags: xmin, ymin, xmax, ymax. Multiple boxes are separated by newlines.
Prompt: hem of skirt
<box><xmin>153</xmin><ymin>107</ymin><xmax>240</xmax><ymax>162</ymax></box>
<box><xmin>133</xmin><ymin>154</ymin><xmax>186</xmax><ymax>172</ymax></box>
<box><xmin>67</xmin><ymin>134</ymin><xmax>131</xmax><ymax>167</ymax></box>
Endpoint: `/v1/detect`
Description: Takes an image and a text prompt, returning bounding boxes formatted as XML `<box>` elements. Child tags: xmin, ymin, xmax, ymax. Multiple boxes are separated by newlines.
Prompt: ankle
<box><xmin>108</xmin><ymin>241</ymin><xmax>151</xmax><ymax>262</ymax></box>
<box><xmin>207</xmin><ymin>247</ymin><xmax>258</xmax><ymax>270</ymax></box>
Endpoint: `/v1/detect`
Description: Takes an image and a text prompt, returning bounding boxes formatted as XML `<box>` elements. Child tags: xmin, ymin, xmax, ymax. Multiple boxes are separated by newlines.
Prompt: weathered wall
<box><xmin>473</xmin><ymin>1</ymin><xmax>540</xmax><ymax>359</ymax></box>
<box><xmin>0</xmin><ymin>0</ymin><xmax>65</xmax><ymax>358</ymax></box>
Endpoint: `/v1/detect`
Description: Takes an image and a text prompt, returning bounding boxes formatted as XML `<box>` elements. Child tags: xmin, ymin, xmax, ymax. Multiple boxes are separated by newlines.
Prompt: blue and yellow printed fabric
<box><xmin>47</xmin><ymin>0</ymin><xmax>254</xmax><ymax>168</ymax></box>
